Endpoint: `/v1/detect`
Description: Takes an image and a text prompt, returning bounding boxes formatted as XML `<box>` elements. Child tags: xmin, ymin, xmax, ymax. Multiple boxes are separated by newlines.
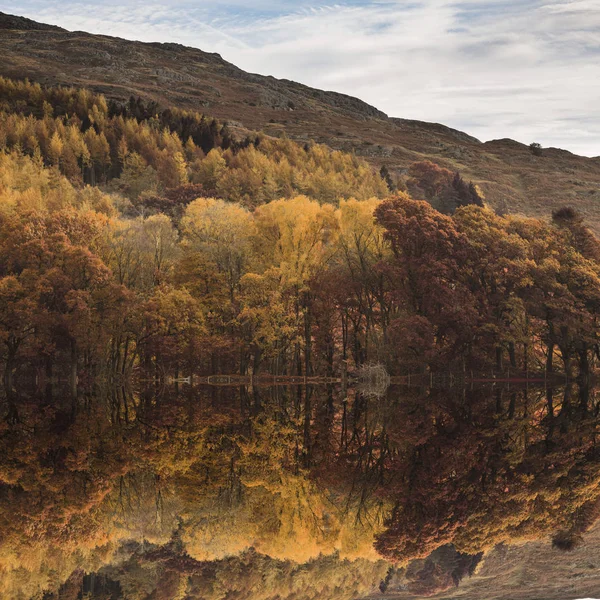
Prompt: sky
<box><xmin>1</xmin><ymin>0</ymin><xmax>600</xmax><ymax>156</ymax></box>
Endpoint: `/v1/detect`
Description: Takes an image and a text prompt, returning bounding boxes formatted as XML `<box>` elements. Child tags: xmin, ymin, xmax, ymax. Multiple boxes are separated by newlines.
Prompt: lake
<box><xmin>2</xmin><ymin>376</ymin><xmax>600</xmax><ymax>599</ymax></box>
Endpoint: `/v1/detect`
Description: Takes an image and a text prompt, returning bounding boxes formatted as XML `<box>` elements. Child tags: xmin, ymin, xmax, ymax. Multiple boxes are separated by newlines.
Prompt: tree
<box><xmin>379</xmin><ymin>165</ymin><xmax>395</xmax><ymax>192</ymax></box>
<box><xmin>407</xmin><ymin>161</ymin><xmax>482</xmax><ymax>214</ymax></box>
<box><xmin>179</xmin><ymin>197</ymin><xmax>255</xmax><ymax>308</ymax></box>
<box><xmin>375</xmin><ymin>196</ymin><xmax>479</xmax><ymax>368</ymax></box>
<box><xmin>529</xmin><ymin>142</ymin><xmax>543</xmax><ymax>156</ymax></box>
<box><xmin>0</xmin><ymin>275</ymin><xmax>38</xmax><ymax>386</ymax></box>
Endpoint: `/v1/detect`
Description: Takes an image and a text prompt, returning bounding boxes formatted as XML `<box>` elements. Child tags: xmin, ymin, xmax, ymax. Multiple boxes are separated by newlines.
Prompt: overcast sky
<box><xmin>1</xmin><ymin>0</ymin><xmax>599</xmax><ymax>156</ymax></box>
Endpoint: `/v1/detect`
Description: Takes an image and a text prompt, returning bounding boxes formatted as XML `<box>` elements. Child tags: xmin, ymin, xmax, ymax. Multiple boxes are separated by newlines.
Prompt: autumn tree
<box><xmin>375</xmin><ymin>196</ymin><xmax>479</xmax><ymax>369</ymax></box>
<box><xmin>407</xmin><ymin>161</ymin><xmax>483</xmax><ymax>214</ymax></box>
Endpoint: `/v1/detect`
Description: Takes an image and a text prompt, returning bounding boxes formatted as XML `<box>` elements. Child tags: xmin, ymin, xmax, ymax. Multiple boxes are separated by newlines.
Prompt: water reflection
<box><xmin>2</xmin><ymin>380</ymin><xmax>600</xmax><ymax>599</ymax></box>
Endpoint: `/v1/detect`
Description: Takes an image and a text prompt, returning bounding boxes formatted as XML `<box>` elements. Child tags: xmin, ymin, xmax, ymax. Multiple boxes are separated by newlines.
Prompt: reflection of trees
<box><xmin>0</xmin><ymin>383</ymin><xmax>388</xmax><ymax>597</ymax></box>
<box><xmin>5</xmin><ymin>381</ymin><xmax>600</xmax><ymax>597</ymax></box>
<box><xmin>366</xmin><ymin>385</ymin><xmax>600</xmax><ymax>562</ymax></box>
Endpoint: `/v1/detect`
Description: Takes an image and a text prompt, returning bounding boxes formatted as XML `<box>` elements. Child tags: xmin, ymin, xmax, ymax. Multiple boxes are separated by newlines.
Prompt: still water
<box><xmin>3</xmin><ymin>379</ymin><xmax>600</xmax><ymax>599</ymax></box>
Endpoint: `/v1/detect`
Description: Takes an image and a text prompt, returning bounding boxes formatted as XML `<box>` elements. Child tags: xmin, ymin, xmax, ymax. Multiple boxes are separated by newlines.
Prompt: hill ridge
<box><xmin>0</xmin><ymin>11</ymin><xmax>66</xmax><ymax>32</ymax></box>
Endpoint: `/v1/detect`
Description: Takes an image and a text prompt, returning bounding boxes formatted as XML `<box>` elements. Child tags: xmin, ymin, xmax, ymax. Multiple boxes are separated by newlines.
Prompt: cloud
<box><xmin>1</xmin><ymin>0</ymin><xmax>599</xmax><ymax>156</ymax></box>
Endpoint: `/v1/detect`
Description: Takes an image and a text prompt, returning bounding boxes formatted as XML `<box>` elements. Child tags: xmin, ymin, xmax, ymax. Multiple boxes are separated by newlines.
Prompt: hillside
<box><xmin>369</xmin><ymin>522</ymin><xmax>600</xmax><ymax>599</ymax></box>
<box><xmin>0</xmin><ymin>12</ymin><xmax>65</xmax><ymax>32</ymax></box>
<box><xmin>1</xmin><ymin>11</ymin><xmax>600</xmax><ymax>229</ymax></box>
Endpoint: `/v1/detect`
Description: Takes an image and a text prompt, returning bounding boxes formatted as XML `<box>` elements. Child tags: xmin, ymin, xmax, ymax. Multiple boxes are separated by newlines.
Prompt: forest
<box><xmin>3</xmin><ymin>77</ymin><xmax>600</xmax><ymax>598</ymax></box>
<box><xmin>0</xmin><ymin>78</ymin><xmax>599</xmax><ymax>387</ymax></box>
<box><xmin>0</xmin><ymin>80</ymin><xmax>600</xmax><ymax>386</ymax></box>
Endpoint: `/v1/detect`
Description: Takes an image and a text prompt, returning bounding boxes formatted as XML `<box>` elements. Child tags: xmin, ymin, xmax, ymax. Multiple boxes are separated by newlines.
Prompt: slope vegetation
<box><xmin>1</xmin><ymin>12</ymin><xmax>600</xmax><ymax>228</ymax></box>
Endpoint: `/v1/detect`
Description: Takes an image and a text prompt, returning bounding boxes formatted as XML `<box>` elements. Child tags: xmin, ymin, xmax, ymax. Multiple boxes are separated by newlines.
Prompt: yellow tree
<box><xmin>179</xmin><ymin>198</ymin><xmax>256</xmax><ymax>356</ymax></box>
<box><xmin>102</xmin><ymin>215</ymin><xmax>178</xmax><ymax>292</ymax></box>
<box><xmin>251</xmin><ymin>196</ymin><xmax>339</xmax><ymax>375</ymax></box>
<box><xmin>332</xmin><ymin>197</ymin><xmax>391</xmax><ymax>364</ymax></box>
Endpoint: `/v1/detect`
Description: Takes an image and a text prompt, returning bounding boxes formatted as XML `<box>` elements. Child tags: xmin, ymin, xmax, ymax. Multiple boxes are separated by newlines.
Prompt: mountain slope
<box><xmin>1</xmin><ymin>12</ymin><xmax>600</xmax><ymax>229</ymax></box>
<box><xmin>0</xmin><ymin>12</ymin><xmax>65</xmax><ymax>32</ymax></box>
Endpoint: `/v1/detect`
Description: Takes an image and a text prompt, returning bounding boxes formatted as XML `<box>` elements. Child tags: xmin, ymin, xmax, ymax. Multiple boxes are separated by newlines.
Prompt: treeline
<box><xmin>2</xmin><ymin>149</ymin><xmax>600</xmax><ymax>383</ymax></box>
<box><xmin>1</xmin><ymin>78</ymin><xmax>600</xmax><ymax>383</ymax></box>
<box><xmin>0</xmin><ymin>149</ymin><xmax>389</xmax><ymax>383</ymax></box>
<box><xmin>0</xmin><ymin>77</ymin><xmax>388</xmax><ymax>206</ymax></box>
<box><xmin>376</xmin><ymin>198</ymin><xmax>600</xmax><ymax>379</ymax></box>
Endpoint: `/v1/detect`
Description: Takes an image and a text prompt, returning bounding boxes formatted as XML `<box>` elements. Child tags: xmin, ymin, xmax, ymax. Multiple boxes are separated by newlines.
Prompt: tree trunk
<box><xmin>578</xmin><ymin>347</ymin><xmax>590</xmax><ymax>383</ymax></box>
<box><xmin>508</xmin><ymin>342</ymin><xmax>517</xmax><ymax>368</ymax></box>
<box><xmin>304</xmin><ymin>303</ymin><xmax>313</xmax><ymax>377</ymax></box>
<box><xmin>546</xmin><ymin>342</ymin><xmax>554</xmax><ymax>374</ymax></box>
<box><xmin>4</xmin><ymin>339</ymin><xmax>19</xmax><ymax>391</ymax></box>
<box><xmin>3</xmin><ymin>358</ymin><xmax>14</xmax><ymax>391</ymax></box>
<box><xmin>70</xmin><ymin>339</ymin><xmax>78</xmax><ymax>397</ymax></box>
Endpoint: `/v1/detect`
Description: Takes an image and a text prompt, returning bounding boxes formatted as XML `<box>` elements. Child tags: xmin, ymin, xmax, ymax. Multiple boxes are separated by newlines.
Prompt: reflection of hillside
<box><xmin>432</xmin><ymin>527</ymin><xmax>600</xmax><ymax>600</ymax></box>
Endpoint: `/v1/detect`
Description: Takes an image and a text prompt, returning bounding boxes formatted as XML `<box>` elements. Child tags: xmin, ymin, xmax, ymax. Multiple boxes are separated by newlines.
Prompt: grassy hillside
<box><xmin>1</xmin><ymin>12</ymin><xmax>600</xmax><ymax>229</ymax></box>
